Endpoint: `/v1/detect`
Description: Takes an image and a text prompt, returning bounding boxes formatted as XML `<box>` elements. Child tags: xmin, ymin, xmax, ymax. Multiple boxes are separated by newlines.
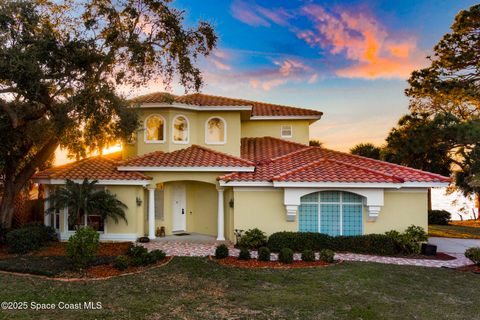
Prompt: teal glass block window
<box><xmin>320</xmin><ymin>191</ymin><xmax>340</xmax><ymax>202</ymax></box>
<box><xmin>342</xmin><ymin>192</ymin><xmax>363</xmax><ymax>203</ymax></box>
<box><xmin>298</xmin><ymin>191</ymin><xmax>363</xmax><ymax>236</ymax></box>
<box><xmin>320</xmin><ymin>204</ymin><xmax>340</xmax><ymax>236</ymax></box>
<box><xmin>342</xmin><ymin>204</ymin><xmax>363</xmax><ymax>236</ymax></box>
<box><xmin>299</xmin><ymin>204</ymin><xmax>318</xmax><ymax>232</ymax></box>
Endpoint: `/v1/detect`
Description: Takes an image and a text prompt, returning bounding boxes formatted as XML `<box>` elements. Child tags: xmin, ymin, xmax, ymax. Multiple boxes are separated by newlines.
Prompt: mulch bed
<box><xmin>212</xmin><ymin>256</ymin><xmax>337</xmax><ymax>269</ymax></box>
<box><xmin>456</xmin><ymin>264</ymin><xmax>480</xmax><ymax>274</ymax></box>
<box><xmin>398</xmin><ymin>252</ymin><xmax>456</xmax><ymax>261</ymax></box>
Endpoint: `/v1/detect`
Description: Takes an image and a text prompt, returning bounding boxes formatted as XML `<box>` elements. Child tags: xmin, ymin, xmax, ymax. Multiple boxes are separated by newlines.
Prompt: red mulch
<box><xmin>12</xmin><ymin>242</ymin><xmax>132</xmax><ymax>258</ymax></box>
<box><xmin>214</xmin><ymin>256</ymin><xmax>336</xmax><ymax>269</ymax></box>
<box><xmin>456</xmin><ymin>264</ymin><xmax>480</xmax><ymax>274</ymax></box>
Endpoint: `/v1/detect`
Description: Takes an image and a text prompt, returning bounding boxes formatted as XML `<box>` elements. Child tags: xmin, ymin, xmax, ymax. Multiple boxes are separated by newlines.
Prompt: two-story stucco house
<box><xmin>33</xmin><ymin>92</ymin><xmax>450</xmax><ymax>241</ymax></box>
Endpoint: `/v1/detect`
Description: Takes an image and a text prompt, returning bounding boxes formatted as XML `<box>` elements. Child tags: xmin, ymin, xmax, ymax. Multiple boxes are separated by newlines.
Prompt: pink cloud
<box><xmin>299</xmin><ymin>5</ymin><xmax>426</xmax><ymax>79</ymax></box>
<box><xmin>230</xmin><ymin>0</ymin><xmax>270</xmax><ymax>27</ymax></box>
<box><xmin>212</xmin><ymin>59</ymin><xmax>231</xmax><ymax>71</ymax></box>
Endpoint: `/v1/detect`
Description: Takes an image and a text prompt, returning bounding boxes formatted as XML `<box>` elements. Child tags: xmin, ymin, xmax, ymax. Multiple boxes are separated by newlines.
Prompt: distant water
<box><xmin>431</xmin><ymin>187</ymin><xmax>477</xmax><ymax>220</ymax></box>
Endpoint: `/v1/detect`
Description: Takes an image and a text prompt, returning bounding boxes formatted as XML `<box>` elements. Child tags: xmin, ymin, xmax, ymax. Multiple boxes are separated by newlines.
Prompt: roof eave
<box><xmin>117</xmin><ymin>166</ymin><xmax>256</xmax><ymax>172</ymax></box>
<box><xmin>33</xmin><ymin>178</ymin><xmax>152</xmax><ymax>186</ymax></box>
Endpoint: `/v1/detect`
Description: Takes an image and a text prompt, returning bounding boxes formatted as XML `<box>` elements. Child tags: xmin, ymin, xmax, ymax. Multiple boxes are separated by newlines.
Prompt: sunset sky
<box><xmin>153</xmin><ymin>0</ymin><xmax>477</xmax><ymax>151</ymax></box>
<box><xmin>56</xmin><ymin>0</ymin><xmax>478</xmax><ymax>164</ymax></box>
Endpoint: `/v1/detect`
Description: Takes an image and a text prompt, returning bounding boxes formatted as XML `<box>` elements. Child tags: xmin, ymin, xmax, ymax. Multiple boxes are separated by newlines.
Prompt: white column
<box><xmin>216</xmin><ymin>187</ymin><xmax>225</xmax><ymax>241</ymax></box>
<box><xmin>43</xmin><ymin>186</ymin><xmax>50</xmax><ymax>227</ymax></box>
<box><xmin>148</xmin><ymin>186</ymin><xmax>156</xmax><ymax>240</ymax></box>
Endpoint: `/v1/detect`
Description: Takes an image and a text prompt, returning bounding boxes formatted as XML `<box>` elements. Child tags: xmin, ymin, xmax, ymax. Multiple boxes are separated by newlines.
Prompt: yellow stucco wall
<box><xmin>123</xmin><ymin>109</ymin><xmax>242</xmax><ymax>158</ymax></box>
<box><xmin>240</xmin><ymin>120</ymin><xmax>310</xmax><ymax>145</ymax></box>
<box><xmin>233</xmin><ymin>188</ymin><xmax>298</xmax><ymax>236</ymax></box>
<box><xmin>104</xmin><ymin>185</ymin><xmax>145</xmax><ymax>236</ymax></box>
<box><xmin>364</xmin><ymin>189</ymin><xmax>428</xmax><ymax>234</ymax></box>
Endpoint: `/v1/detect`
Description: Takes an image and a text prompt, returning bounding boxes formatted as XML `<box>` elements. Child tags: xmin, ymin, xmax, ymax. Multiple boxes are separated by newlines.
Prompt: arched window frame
<box><xmin>144</xmin><ymin>114</ymin><xmax>166</xmax><ymax>144</ymax></box>
<box><xmin>299</xmin><ymin>191</ymin><xmax>364</xmax><ymax>236</ymax></box>
<box><xmin>172</xmin><ymin>114</ymin><xmax>190</xmax><ymax>144</ymax></box>
<box><xmin>205</xmin><ymin>116</ymin><xmax>227</xmax><ymax>145</ymax></box>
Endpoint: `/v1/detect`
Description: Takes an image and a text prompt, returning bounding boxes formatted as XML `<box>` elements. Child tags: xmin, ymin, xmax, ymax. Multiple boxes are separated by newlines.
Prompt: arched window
<box><xmin>144</xmin><ymin>115</ymin><xmax>165</xmax><ymax>142</ymax></box>
<box><xmin>299</xmin><ymin>191</ymin><xmax>363</xmax><ymax>236</ymax></box>
<box><xmin>205</xmin><ymin>117</ymin><xmax>226</xmax><ymax>144</ymax></box>
<box><xmin>172</xmin><ymin>115</ymin><xmax>189</xmax><ymax>143</ymax></box>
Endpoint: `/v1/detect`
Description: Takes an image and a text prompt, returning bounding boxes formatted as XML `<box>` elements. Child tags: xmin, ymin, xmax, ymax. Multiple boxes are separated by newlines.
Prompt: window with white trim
<box><xmin>145</xmin><ymin>115</ymin><xmax>165</xmax><ymax>142</ymax></box>
<box><xmin>206</xmin><ymin>117</ymin><xmax>226</xmax><ymax>144</ymax></box>
<box><xmin>281</xmin><ymin>125</ymin><xmax>292</xmax><ymax>138</ymax></box>
<box><xmin>298</xmin><ymin>191</ymin><xmax>363</xmax><ymax>236</ymax></box>
<box><xmin>173</xmin><ymin>115</ymin><xmax>189</xmax><ymax>143</ymax></box>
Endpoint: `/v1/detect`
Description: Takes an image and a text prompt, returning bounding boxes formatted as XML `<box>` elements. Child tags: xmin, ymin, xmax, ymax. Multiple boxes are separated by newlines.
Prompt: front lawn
<box><xmin>429</xmin><ymin>223</ymin><xmax>480</xmax><ymax>239</ymax></box>
<box><xmin>0</xmin><ymin>257</ymin><xmax>479</xmax><ymax>319</ymax></box>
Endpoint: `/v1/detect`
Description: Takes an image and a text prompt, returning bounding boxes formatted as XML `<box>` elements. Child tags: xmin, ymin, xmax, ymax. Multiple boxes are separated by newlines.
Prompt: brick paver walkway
<box><xmin>141</xmin><ymin>241</ymin><xmax>474</xmax><ymax>268</ymax></box>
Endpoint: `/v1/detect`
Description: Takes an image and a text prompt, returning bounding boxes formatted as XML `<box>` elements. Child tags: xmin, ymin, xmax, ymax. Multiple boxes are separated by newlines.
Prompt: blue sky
<box><xmin>139</xmin><ymin>0</ymin><xmax>477</xmax><ymax>151</ymax></box>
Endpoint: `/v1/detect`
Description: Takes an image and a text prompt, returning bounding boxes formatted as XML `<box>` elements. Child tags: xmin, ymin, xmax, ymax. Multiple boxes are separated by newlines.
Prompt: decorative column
<box><xmin>43</xmin><ymin>186</ymin><xmax>50</xmax><ymax>227</ymax></box>
<box><xmin>148</xmin><ymin>186</ymin><xmax>156</xmax><ymax>240</ymax></box>
<box><xmin>216</xmin><ymin>187</ymin><xmax>225</xmax><ymax>241</ymax></box>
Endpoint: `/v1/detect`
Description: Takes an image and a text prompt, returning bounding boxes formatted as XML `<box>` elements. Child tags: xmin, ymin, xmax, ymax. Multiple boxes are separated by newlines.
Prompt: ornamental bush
<box><xmin>267</xmin><ymin>232</ymin><xmax>399</xmax><ymax>256</ymax></box>
<box><xmin>279</xmin><ymin>248</ymin><xmax>294</xmax><ymax>264</ymax></box>
<box><xmin>238</xmin><ymin>248</ymin><xmax>251</xmax><ymax>260</ymax></box>
<box><xmin>258</xmin><ymin>246</ymin><xmax>271</xmax><ymax>261</ymax></box>
<box><xmin>215</xmin><ymin>244</ymin><xmax>229</xmax><ymax>259</ymax></box>
<box><xmin>6</xmin><ymin>224</ymin><xmax>57</xmax><ymax>254</ymax></box>
<box><xmin>66</xmin><ymin>226</ymin><xmax>100</xmax><ymax>269</ymax></box>
<box><xmin>301</xmin><ymin>249</ymin><xmax>315</xmax><ymax>262</ymax></box>
<box><xmin>465</xmin><ymin>247</ymin><xmax>480</xmax><ymax>265</ymax></box>
<box><xmin>128</xmin><ymin>245</ymin><xmax>155</xmax><ymax>266</ymax></box>
<box><xmin>114</xmin><ymin>255</ymin><xmax>129</xmax><ymax>271</ymax></box>
<box><xmin>150</xmin><ymin>249</ymin><xmax>166</xmax><ymax>262</ymax></box>
<box><xmin>319</xmin><ymin>249</ymin><xmax>335</xmax><ymax>263</ymax></box>
<box><xmin>238</xmin><ymin>228</ymin><xmax>267</xmax><ymax>249</ymax></box>
<box><xmin>428</xmin><ymin>210</ymin><xmax>451</xmax><ymax>225</ymax></box>
<box><xmin>386</xmin><ymin>225</ymin><xmax>428</xmax><ymax>255</ymax></box>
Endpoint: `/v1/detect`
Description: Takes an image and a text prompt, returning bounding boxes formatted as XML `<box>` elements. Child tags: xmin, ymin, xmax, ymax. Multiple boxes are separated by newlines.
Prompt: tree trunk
<box><xmin>0</xmin><ymin>138</ymin><xmax>59</xmax><ymax>228</ymax></box>
<box><xmin>476</xmin><ymin>192</ymin><xmax>480</xmax><ymax>220</ymax></box>
<box><xmin>427</xmin><ymin>188</ymin><xmax>432</xmax><ymax>212</ymax></box>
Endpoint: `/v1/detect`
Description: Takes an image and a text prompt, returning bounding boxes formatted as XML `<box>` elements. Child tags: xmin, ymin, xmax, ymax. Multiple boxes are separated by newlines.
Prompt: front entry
<box><xmin>172</xmin><ymin>183</ymin><xmax>187</xmax><ymax>232</ymax></box>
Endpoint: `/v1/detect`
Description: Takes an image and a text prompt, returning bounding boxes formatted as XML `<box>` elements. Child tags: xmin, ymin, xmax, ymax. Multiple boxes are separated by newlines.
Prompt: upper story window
<box><xmin>205</xmin><ymin>117</ymin><xmax>226</xmax><ymax>144</ymax></box>
<box><xmin>173</xmin><ymin>115</ymin><xmax>189</xmax><ymax>143</ymax></box>
<box><xmin>145</xmin><ymin>115</ymin><xmax>166</xmax><ymax>143</ymax></box>
<box><xmin>281</xmin><ymin>125</ymin><xmax>292</xmax><ymax>138</ymax></box>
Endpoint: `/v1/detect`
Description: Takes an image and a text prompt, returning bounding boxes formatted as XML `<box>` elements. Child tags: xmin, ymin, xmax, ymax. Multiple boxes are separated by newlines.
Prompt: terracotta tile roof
<box><xmin>119</xmin><ymin>145</ymin><xmax>255</xmax><ymax>168</ymax></box>
<box><xmin>33</xmin><ymin>152</ymin><xmax>152</xmax><ymax>181</ymax></box>
<box><xmin>132</xmin><ymin>92</ymin><xmax>323</xmax><ymax>118</ymax></box>
<box><xmin>221</xmin><ymin>139</ymin><xmax>451</xmax><ymax>184</ymax></box>
<box><xmin>271</xmin><ymin>159</ymin><xmax>404</xmax><ymax>183</ymax></box>
<box><xmin>241</xmin><ymin>136</ymin><xmax>309</xmax><ymax>163</ymax></box>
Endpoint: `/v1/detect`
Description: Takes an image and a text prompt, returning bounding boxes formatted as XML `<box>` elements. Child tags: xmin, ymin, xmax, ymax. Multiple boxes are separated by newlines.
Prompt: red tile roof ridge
<box><xmin>322</xmin><ymin>147</ymin><xmax>451</xmax><ymax>182</ymax></box>
<box><xmin>267</xmin><ymin>146</ymin><xmax>315</xmax><ymax>163</ymax></box>
<box><xmin>190</xmin><ymin>144</ymin><xmax>256</xmax><ymax>166</ymax></box>
<box><xmin>271</xmin><ymin>159</ymin><xmax>327</xmax><ymax>181</ymax></box>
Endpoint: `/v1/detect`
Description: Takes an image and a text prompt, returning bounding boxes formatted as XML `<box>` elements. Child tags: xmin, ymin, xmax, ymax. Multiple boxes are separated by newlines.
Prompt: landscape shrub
<box><xmin>0</xmin><ymin>224</ymin><xmax>10</xmax><ymax>245</ymax></box>
<box><xmin>128</xmin><ymin>245</ymin><xmax>154</xmax><ymax>267</ymax></box>
<box><xmin>238</xmin><ymin>248</ymin><xmax>251</xmax><ymax>260</ymax></box>
<box><xmin>5</xmin><ymin>224</ymin><xmax>57</xmax><ymax>254</ymax></box>
<box><xmin>215</xmin><ymin>244</ymin><xmax>229</xmax><ymax>259</ymax></box>
<box><xmin>150</xmin><ymin>249</ymin><xmax>166</xmax><ymax>262</ymax></box>
<box><xmin>386</xmin><ymin>225</ymin><xmax>428</xmax><ymax>254</ymax></box>
<box><xmin>278</xmin><ymin>248</ymin><xmax>294</xmax><ymax>264</ymax></box>
<box><xmin>114</xmin><ymin>255</ymin><xmax>129</xmax><ymax>271</ymax></box>
<box><xmin>257</xmin><ymin>247</ymin><xmax>271</xmax><ymax>261</ymax></box>
<box><xmin>238</xmin><ymin>228</ymin><xmax>267</xmax><ymax>249</ymax></box>
<box><xmin>301</xmin><ymin>249</ymin><xmax>315</xmax><ymax>262</ymax></box>
<box><xmin>319</xmin><ymin>249</ymin><xmax>335</xmax><ymax>263</ymax></box>
<box><xmin>267</xmin><ymin>232</ymin><xmax>398</xmax><ymax>256</ymax></box>
<box><xmin>66</xmin><ymin>226</ymin><xmax>100</xmax><ymax>269</ymax></box>
<box><xmin>428</xmin><ymin>210</ymin><xmax>451</xmax><ymax>225</ymax></box>
<box><xmin>465</xmin><ymin>247</ymin><xmax>480</xmax><ymax>265</ymax></box>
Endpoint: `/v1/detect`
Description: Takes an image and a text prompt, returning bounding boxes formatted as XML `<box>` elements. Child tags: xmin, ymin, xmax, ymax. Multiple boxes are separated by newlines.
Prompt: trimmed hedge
<box><xmin>238</xmin><ymin>248</ymin><xmax>251</xmax><ymax>260</ymax></box>
<box><xmin>267</xmin><ymin>232</ymin><xmax>399</xmax><ymax>256</ymax></box>
<box><xmin>428</xmin><ymin>210</ymin><xmax>451</xmax><ymax>225</ymax></box>
<box><xmin>258</xmin><ymin>247</ymin><xmax>271</xmax><ymax>261</ymax></box>
<box><xmin>278</xmin><ymin>248</ymin><xmax>294</xmax><ymax>264</ymax></box>
<box><xmin>6</xmin><ymin>224</ymin><xmax>57</xmax><ymax>254</ymax></box>
<box><xmin>215</xmin><ymin>244</ymin><xmax>229</xmax><ymax>259</ymax></box>
<box><xmin>465</xmin><ymin>247</ymin><xmax>480</xmax><ymax>265</ymax></box>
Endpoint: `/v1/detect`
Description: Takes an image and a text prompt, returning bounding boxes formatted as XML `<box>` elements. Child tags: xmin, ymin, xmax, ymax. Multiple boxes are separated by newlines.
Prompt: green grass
<box><xmin>0</xmin><ymin>257</ymin><xmax>479</xmax><ymax>319</ymax></box>
<box><xmin>429</xmin><ymin>224</ymin><xmax>480</xmax><ymax>239</ymax></box>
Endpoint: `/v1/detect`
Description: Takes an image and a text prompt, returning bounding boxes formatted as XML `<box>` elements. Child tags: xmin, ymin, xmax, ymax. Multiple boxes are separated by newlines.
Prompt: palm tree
<box><xmin>47</xmin><ymin>179</ymin><xmax>128</xmax><ymax>230</ymax></box>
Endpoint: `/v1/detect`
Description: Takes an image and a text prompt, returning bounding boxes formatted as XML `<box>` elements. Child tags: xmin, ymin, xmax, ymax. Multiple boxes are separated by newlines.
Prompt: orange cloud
<box><xmin>300</xmin><ymin>5</ymin><xmax>426</xmax><ymax>79</ymax></box>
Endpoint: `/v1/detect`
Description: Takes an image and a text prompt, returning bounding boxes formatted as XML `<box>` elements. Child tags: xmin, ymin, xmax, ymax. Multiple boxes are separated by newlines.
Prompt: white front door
<box><xmin>172</xmin><ymin>183</ymin><xmax>186</xmax><ymax>232</ymax></box>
